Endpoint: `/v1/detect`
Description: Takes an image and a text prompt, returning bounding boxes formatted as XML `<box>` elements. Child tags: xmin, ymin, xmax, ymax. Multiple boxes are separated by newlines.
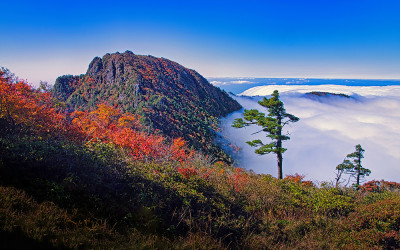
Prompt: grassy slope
<box><xmin>1</xmin><ymin>133</ymin><xmax>399</xmax><ymax>249</ymax></box>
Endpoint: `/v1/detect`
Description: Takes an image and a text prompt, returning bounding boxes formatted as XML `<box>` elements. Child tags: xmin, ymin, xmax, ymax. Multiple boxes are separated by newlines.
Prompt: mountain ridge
<box><xmin>53</xmin><ymin>51</ymin><xmax>241</xmax><ymax>160</ymax></box>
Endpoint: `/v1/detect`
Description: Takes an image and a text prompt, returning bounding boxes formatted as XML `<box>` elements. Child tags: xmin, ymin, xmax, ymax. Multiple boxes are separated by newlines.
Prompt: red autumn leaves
<box><xmin>0</xmin><ymin>70</ymin><xmax>68</xmax><ymax>138</ymax></box>
<box><xmin>0</xmin><ymin>69</ymin><xmax>251</xmax><ymax>192</ymax></box>
<box><xmin>0</xmin><ymin>69</ymin><xmax>191</xmax><ymax>163</ymax></box>
<box><xmin>72</xmin><ymin>103</ymin><xmax>191</xmax><ymax>162</ymax></box>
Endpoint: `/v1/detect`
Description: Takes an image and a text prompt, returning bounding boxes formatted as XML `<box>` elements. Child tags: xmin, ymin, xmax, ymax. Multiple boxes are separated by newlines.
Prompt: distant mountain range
<box><xmin>53</xmin><ymin>51</ymin><xmax>241</xmax><ymax>160</ymax></box>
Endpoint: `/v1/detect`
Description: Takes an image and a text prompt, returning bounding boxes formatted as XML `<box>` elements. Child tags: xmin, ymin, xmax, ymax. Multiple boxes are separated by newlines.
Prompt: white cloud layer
<box><xmin>220</xmin><ymin>85</ymin><xmax>400</xmax><ymax>184</ymax></box>
<box><xmin>230</xmin><ymin>80</ymin><xmax>252</xmax><ymax>84</ymax></box>
<box><xmin>210</xmin><ymin>80</ymin><xmax>225</xmax><ymax>86</ymax></box>
<box><xmin>242</xmin><ymin>84</ymin><xmax>400</xmax><ymax>97</ymax></box>
<box><xmin>210</xmin><ymin>80</ymin><xmax>254</xmax><ymax>86</ymax></box>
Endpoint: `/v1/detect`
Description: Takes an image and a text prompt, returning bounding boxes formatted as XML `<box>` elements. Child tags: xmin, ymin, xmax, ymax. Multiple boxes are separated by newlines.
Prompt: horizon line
<box><xmin>206</xmin><ymin>76</ymin><xmax>400</xmax><ymax>81</ymax></box>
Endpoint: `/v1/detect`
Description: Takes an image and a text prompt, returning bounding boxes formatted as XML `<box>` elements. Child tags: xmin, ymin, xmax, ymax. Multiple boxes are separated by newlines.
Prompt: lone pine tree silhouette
<box><xmin>232</xmin><ymin>90</ymin><xmax>299</xmax><ymax>179</ymax></box>
<box><xmin>336</xmin><ymin>144</ymin><xmax>370</xmax><ymax>188</ymax></box>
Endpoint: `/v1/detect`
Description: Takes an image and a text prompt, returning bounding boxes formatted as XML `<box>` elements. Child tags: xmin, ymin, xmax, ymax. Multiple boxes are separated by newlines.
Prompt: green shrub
<box><xmin>311</xmin><ymin>188</ymin><xmax>355</xmax><ymax>216</ymax></box>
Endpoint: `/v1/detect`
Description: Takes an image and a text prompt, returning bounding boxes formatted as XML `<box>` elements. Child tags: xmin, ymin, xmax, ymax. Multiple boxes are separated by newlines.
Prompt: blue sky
<box><xmin>1</xmin><ymin>0</ymin><xmax>400</xmax><ymax>86</ymax></box>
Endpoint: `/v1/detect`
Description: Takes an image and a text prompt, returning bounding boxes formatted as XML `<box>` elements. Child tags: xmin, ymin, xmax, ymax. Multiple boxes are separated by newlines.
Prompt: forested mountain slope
<box><xmin>53</xmin><ymin>51</ymin><xmax>241</xmax><ymax>160</ymax></box>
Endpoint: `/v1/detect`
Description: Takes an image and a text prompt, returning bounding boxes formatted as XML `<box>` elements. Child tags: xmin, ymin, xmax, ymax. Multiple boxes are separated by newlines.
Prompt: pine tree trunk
<box><xmin>356</xmin><ymin>155</ymin><xmax>361</xmax><ymax>186</ymax></box>
<box><xmin>277</xmin><ymin>118</ymin><xmax>283</xmax><ymax>179</ymax></box>
<box><xmin>277</xmin><ymin>151</ymin><xmax>283</xmax><ymax>179</ymax></box>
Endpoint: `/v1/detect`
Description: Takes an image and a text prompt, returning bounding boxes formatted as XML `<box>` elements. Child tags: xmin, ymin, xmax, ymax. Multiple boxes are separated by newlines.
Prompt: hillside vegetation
<box><xmin>1</xmin><ymin>68</ymin><xmax>400</xmax><ymax>249</ymax></box>
<box><xmin>53</xmin><ymin>51</ymin><xmax>241</xmax><ymax>161</ymax></box>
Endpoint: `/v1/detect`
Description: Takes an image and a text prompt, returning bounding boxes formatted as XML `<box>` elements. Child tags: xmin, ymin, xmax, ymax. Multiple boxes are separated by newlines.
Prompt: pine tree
<box><xmin>336</xmin><ymin>144</ymin><xmax>370</xmax><ymax>187</ymax></box>
<box><xmin>232</xmin><ymin>90</ymin><xmax>299</xmax><ymax>179</ymax></box>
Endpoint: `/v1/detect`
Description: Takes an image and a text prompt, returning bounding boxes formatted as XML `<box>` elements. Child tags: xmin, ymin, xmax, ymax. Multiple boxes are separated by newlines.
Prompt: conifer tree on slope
<box><xmin>232</xmin><ymin>90</ymin><xmax>299</xmax><ymax>179</ymax></box>
<box><xmin>336</xmin><ymin>144</ymin><xmax>370</xmax><ymax>187</ymax></box>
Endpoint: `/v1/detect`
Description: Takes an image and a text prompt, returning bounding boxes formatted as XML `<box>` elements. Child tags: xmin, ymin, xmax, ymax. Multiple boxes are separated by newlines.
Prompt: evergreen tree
<box><xmin>232</xmin><ymin>90</ymin><xmax>299</xmax><ymax>179</ymax></box>
<box><xmin>336</xmin><ymin>144</ymin><xmax>370</xmax><ymax>187</ymax></box>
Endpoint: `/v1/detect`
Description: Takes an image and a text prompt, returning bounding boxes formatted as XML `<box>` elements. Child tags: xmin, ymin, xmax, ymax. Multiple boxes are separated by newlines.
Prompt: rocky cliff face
<box><xmin>53</xmin><ymin>51</ymin><xmax>241</xmax><ymax>159</ymax></box>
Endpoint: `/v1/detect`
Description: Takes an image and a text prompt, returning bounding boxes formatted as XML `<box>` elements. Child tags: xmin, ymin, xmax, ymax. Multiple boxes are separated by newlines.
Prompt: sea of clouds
<box><xmin>220</xmin><ymin>85</ymin><xmax>400</xmax><ymax>184</ymax></box>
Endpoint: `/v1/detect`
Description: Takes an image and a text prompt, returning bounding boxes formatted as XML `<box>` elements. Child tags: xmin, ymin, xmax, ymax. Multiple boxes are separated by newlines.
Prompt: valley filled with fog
<box><xmin>220</xmin><ymin>84</ymin><xmax>400</xmax><ymax>183</ymax></box>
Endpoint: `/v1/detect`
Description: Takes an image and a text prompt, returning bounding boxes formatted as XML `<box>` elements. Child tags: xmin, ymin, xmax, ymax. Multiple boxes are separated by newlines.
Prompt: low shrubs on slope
<box><xmin>1</xmin><ymin>69</ymin><xmax>399</xmax><ymax>249</ymax></box>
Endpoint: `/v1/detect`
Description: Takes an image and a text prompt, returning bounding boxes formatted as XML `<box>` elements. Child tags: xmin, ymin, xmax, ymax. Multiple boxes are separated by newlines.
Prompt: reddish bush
<box><xmin>228</xmin><ymin>168</ymin><xmax>248</xmax><ymax>192</ymax></box>
<box><xmin>0</xmin><ymin>69</ymin><xmax>81</xmax><ymax>140</ymax></box>
<box><xmin>361</xmin><ymin>180</ymin><xmax>400</xmax><ymax>193</ymax></box>
<box><xmin>285</xmin><ymin>173</ymin><xmax>314</xmax><ymax>187</ymax></box>
<box><xmin>177</xmin><ymin>167</ymin><xmax>198</xmax><ymax>179</ymax></box>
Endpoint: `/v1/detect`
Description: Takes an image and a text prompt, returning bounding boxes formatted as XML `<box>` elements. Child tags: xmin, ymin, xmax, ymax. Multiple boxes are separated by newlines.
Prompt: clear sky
<box><xmin>1</xmin><ymin>0</ymin><xmax>400</xmax><ymax>86</ymax></box>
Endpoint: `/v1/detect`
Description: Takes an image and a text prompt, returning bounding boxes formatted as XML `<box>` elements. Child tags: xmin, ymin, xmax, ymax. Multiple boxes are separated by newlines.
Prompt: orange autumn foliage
<box><xmin>71</xmin><ymin>103</ymin><xmax>192</xmax><ymax>162</ymax></box>
<box><xmin>111</xmin><ymin>127</ymin><xmax>165</xmax><ymax>160</ymax></box>
<box><xmin>171</xmin><ymin>137</ymin><xmax>194</xmax><ymax>162</ymax></box>
<box><xmin>285</xmin><ymin>173</ymin><xmax>314</xmax><ymax>187</ymax></box>
<box><xmin>360</xmin><ymin>180</ymin><xmax>400</xmax><ymax>193</ymax></box>
<box><xmin>0</xmin><ymin>69</ymin><xmax>192</xmax><ymax>163</ymax></box>
<box><xmin>228</xmin><ymin>168</ymin><xmax>248</xmax><ymax>192</ymax></box>
<box><xmin>71</xmin><ymin>103</ymin><xmax>139</xmax><ymax>142</ymax></box>
<box><xmin>0</xmin><ymin>70</ymin><xmax>77</xmax><ymax>140</ymax></box>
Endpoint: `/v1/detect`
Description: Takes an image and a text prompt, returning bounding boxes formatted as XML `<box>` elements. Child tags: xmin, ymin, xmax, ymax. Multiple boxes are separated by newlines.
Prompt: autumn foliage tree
<box><xmin>285</xmin><ymin>173</ymin><xmax>314</xmax><ymax>187</ymax></box>
<box><xmin>71</xmin><ymin>103</ymin><xmax>138</xmax><ymax>142</ymax></box>
<box><xmin>0</xmin><ymin>68</ymin><xmax>73</xmax><ymax>139</ymax></box>
<box><xmin>71</xmin><ymin>103</ymin><xmax>192</xmax><ymax>162</ymax></box>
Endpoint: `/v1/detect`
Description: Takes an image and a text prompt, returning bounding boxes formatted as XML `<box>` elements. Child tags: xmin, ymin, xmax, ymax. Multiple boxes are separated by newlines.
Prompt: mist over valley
<box><xmin>216</xmin><ymin>80</ymin><xmax>400</xmax><ymax>183</ymax></box>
